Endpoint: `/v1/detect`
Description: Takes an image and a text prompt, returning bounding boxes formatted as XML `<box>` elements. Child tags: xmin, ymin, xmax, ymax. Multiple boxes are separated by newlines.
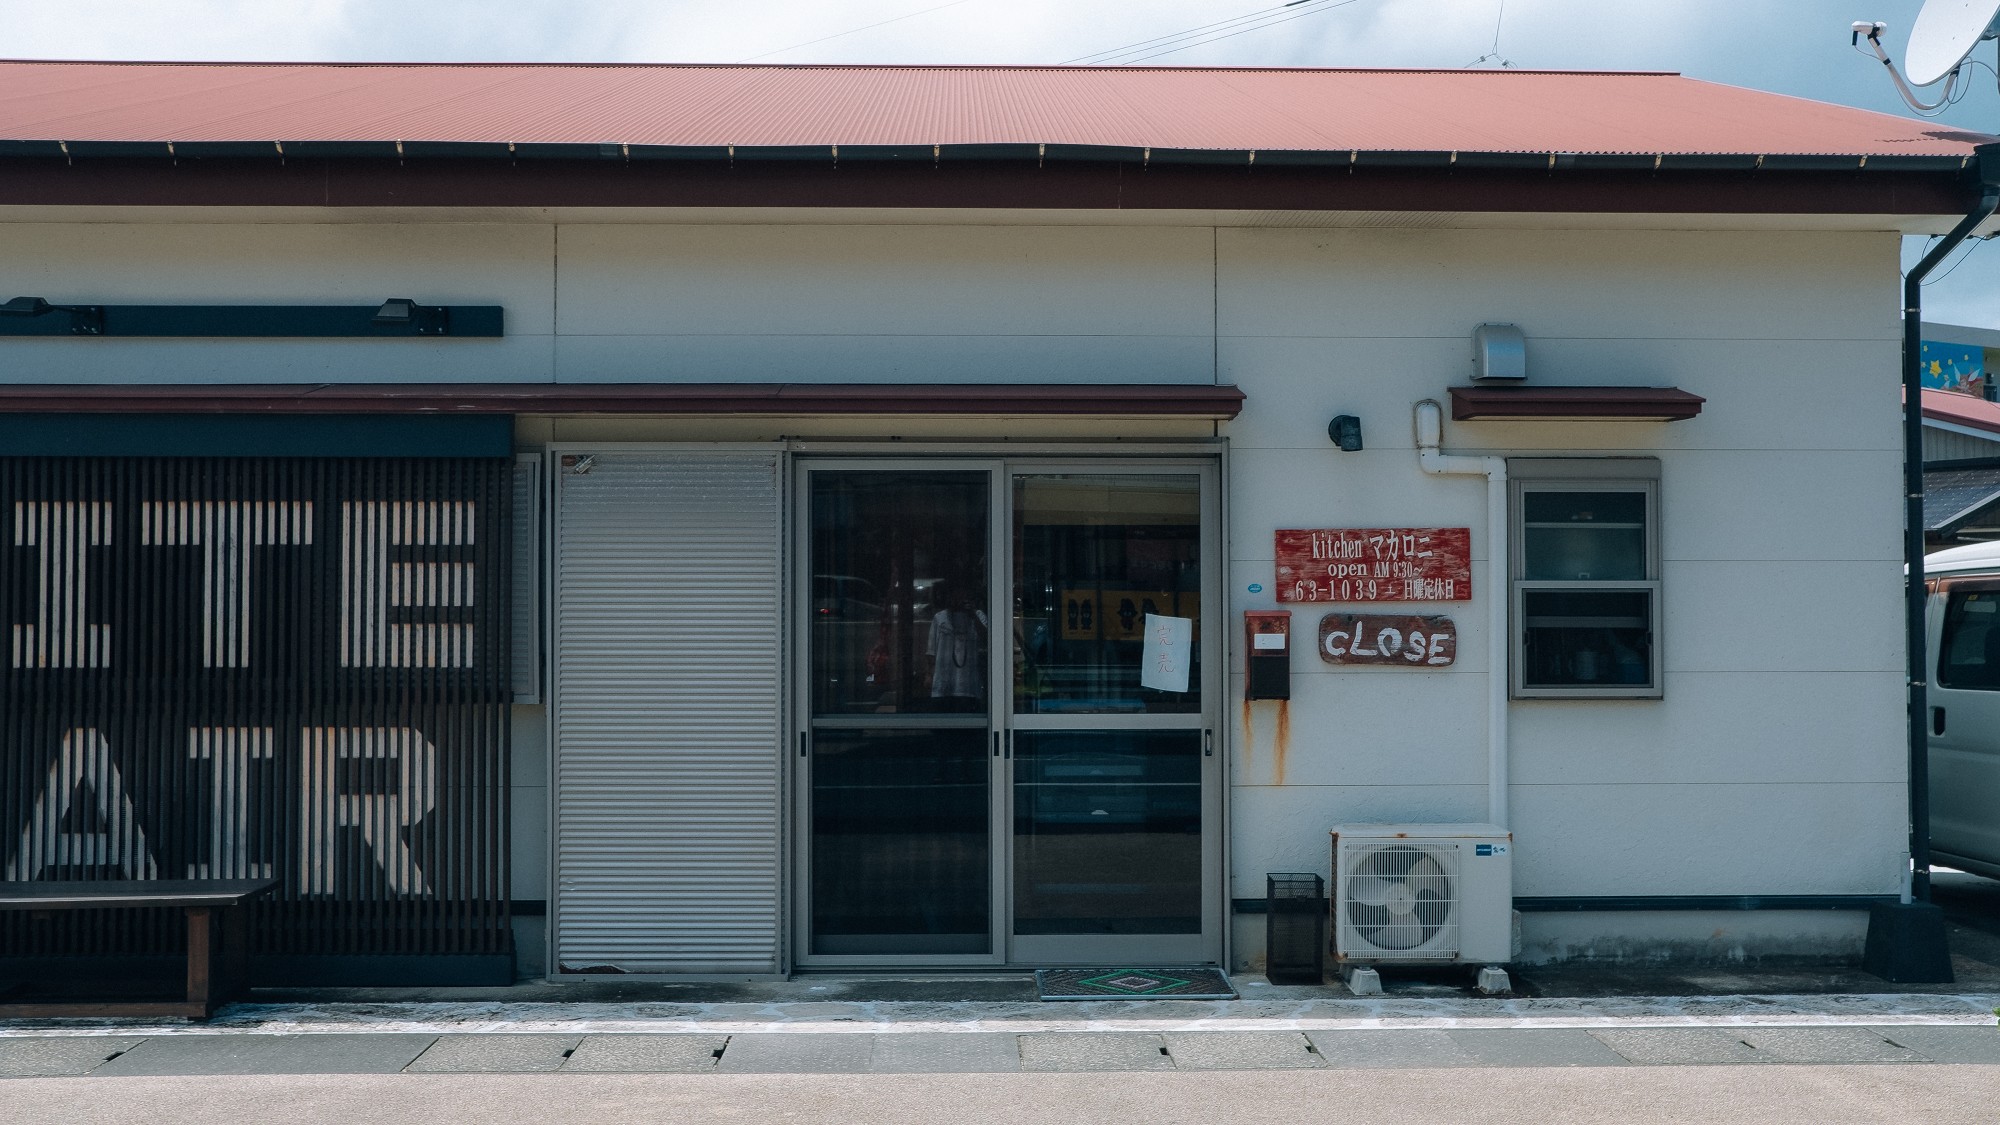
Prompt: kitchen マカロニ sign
<box><xmin>1274</xmin><ymin>528</ymin><xmax>1471</xmax><ymax>603</ymax></box>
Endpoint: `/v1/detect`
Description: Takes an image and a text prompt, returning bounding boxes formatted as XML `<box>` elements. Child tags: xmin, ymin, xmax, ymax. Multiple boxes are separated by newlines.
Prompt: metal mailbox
<box><xmin>1244</xmin><ymin>610</ymin><xmax>1292</xmax><ymax>701</ymax></box>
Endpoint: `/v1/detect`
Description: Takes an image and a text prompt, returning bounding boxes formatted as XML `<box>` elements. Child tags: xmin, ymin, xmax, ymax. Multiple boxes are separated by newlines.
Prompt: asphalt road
<box><xmin>4</xmin><ymin>1067</ymin><xmax>1998</xmax><ymax>1125</ymax></box>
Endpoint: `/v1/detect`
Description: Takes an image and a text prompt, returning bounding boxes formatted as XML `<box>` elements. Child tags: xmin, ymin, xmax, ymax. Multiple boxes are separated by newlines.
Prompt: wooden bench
<box><xmin>0</xmin><ymin>878</ymin><xmax>277</xmax><ymax>1019</ymax></box>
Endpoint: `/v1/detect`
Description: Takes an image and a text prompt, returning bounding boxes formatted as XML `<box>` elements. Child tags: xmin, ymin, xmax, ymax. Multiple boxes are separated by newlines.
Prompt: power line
<box><xmin>1112</xmin><ymin>0</ymin><xmax>1360</xmax><ymax>65</ymax></box>
<box><xmin>1926</xmin><ymin>236</ymin><xmax>1987</xmax><ymax>287</ymax></box>
<box><xmin>1064</xmin><ymin>0</ymin><xmax>1356</xmax><ymax>66</ymax></box>
<box><xmin>1465</xmin><ymin>0</ymin><xmax>1514</xmax><ymax>68</ymax></box>
<box><xmin>737</xmin><ymin>0</ymin><xmax>986</xmax><ymax>63</ymax></box>
<box><xmin>1064</xmin><ymin>0</ymin><xmax>1320</xmax><ymax>65</ymax></box>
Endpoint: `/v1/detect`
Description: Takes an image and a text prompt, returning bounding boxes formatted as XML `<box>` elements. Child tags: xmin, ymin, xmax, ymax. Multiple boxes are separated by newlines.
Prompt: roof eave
<box><xmin>0</xmin><ymin>150</ymin><xmax>1974</xmax><ymax>219</ymax></box>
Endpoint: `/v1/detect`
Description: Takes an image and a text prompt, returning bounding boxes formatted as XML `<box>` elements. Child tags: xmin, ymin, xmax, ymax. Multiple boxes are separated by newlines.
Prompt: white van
<box><xmin>1926</xmin><ymin>539</ymin><xmax>2000</xmax><ymax>880</ymax></box>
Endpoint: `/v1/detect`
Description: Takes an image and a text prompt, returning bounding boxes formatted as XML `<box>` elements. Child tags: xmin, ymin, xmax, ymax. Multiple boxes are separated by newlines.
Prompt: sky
<box><xmin>7</xmin><ymin>0</ymin><xmax>2000</xmax><ymax>324</ymax></box>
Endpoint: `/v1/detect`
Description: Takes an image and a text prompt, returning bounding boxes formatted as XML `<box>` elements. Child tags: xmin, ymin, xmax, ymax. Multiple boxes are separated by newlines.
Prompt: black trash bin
<box><xmin>1265</xmin><ymin>872</ymin><xmax>1326</xmax><ymax>985</ymax></box>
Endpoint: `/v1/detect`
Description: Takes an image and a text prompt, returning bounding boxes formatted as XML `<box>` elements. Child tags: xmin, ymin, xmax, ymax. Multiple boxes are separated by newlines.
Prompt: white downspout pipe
<box><xmin>1413</xmin><ymin>400</ymin><xmax>1509</xmax><ymax>829</ymax></box>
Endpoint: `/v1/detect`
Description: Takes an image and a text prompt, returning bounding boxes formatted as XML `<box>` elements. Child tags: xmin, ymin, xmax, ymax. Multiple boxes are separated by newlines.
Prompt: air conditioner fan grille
<box><xmin>1340</xmin><ymin>842</ymin><xmax>1460</xmax><ymax>957</ymax></box>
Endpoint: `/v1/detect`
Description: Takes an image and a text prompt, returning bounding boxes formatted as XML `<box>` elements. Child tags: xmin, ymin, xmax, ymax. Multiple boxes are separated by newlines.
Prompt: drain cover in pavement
<box><xmin>1035</xmin><ymin>967</ymin><xmax>1237</xmax><ymax>1001</ymax></box>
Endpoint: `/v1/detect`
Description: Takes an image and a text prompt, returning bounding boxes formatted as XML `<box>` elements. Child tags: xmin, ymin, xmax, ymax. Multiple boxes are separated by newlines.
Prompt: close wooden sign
<box><xmin>1317</xmin><ymin>613</ymin><xmax>1457</xmax><ymax>667</ymax></box>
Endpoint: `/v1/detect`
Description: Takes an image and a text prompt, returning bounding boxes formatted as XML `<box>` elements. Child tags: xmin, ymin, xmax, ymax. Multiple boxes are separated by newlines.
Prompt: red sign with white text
<box><xmin>1273</xmin><ymin>528</ymin><xmax>1472</xmax><ymax>603</ymax></box>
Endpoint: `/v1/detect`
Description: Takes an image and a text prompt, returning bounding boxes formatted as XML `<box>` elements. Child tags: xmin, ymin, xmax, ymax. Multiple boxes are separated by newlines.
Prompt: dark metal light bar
<box><xmin>0</xmin><ymin>299</ymin><xmax>502</xmax><ymax>338</ymax></box>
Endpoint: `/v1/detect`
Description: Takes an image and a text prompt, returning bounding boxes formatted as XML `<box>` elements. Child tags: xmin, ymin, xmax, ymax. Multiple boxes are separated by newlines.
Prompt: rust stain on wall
<box><xmin>1239</xmin><ymin>697</ymin><xmax>1254</xmax><ymax>773</ymax></box>
<box><xmin>1273</xmin><ymin>700</ymin><xmax>1291</xmax><ymax>786</ymax></box>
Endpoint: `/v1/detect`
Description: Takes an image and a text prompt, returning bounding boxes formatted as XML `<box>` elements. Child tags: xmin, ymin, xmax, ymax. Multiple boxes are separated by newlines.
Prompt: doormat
<box><xmin>1035</xmin><ymin>967</ymin><xmax>1237</xmax><ymax>1001</ymax></box>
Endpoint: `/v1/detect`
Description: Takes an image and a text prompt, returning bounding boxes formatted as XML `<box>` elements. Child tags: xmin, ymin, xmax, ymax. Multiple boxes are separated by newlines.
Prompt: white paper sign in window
<box><xmin>1140</xmin><ymin>613</ymin><xmax>1193</xmax><ymax>693</ymax></box>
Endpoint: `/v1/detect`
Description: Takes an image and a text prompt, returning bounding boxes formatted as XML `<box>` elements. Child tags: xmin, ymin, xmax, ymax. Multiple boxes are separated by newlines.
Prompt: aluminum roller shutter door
<box><xmin>551</xmin><ymin>452</ymin><xmax>782</xmax><ymax>975</ymax></box>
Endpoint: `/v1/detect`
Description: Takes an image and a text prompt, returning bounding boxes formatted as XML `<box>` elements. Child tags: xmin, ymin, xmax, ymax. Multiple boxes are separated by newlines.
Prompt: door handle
<box><xmin>1933</xmin><ymin>707</ymin><xmax>1947</xmax><ymax>736</ymax></box>
<box><xmin>1204</xmin><ymin>729</ymin><xmax>1214</xmax><ymax>758</ymax></box>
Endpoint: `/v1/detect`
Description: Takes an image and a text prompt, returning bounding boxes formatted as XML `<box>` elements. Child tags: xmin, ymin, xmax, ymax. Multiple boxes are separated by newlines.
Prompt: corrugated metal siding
<box><xmin>1926</xmin><ymin>426</ymin><xmax>2000</xmax><ymax>463</ymax></box>
<box><xmin>551</xmin><ymin>452</ymin><xmax>782</xmax><ymax>975</ymax></box>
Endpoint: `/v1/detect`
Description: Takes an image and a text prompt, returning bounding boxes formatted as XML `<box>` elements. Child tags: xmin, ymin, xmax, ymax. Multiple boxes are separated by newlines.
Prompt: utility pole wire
<box><xmin>1064</xmin><ymin>0</ymin><xmax>1312</xmax><ymax>63</ymax></box>
<box><xmin>736</xmin><ymin>0</ymin><xmax>985</xmax><ymax>63</ymax></box>
<box><xmin>1114</xmin><ymin>0</ymin><xmax>1362</xmax><ymax>65</ymax></box>
<box><xmin>1465</xmin><ymin>0</ymin><xmax>1514</xmax><ymax>68</ymax></box>
<box><xmin>1068</xmin><ymin>0</ymin><xmax>1362</xmax><ymax>67</ymax></box>
<box><xmin>1064</xmin><ymin>0</ymin><xmax>1344</xmax><ymax>64</ymax></box>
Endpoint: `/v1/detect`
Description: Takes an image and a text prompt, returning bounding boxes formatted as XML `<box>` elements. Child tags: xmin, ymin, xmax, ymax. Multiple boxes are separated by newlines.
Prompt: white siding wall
<box><xmin>0</xmin><ymin>216</ymin><xmax>1909</xmax><ymax>960</ymax></box>
<box><xmin>551</xmin><ymin>224</ymin><xmax>1216</xmax><ymax>383</ymax></box>
<box><xmin>0</xmin><ymin>222</ymin><xmax>1213</xmax><ymax>385</ymax></box>
<box><xmin>1219</xmin><ymin>227</ymin><xmax>1906</xmax><ymax>916</ymax></box>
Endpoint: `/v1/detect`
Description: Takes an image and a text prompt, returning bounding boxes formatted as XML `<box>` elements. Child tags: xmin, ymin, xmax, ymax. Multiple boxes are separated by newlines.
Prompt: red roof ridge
<box><xmin>0</xmin><ymin>58</ymin><xmax>1684</xmax><ymax>77</ymax></box>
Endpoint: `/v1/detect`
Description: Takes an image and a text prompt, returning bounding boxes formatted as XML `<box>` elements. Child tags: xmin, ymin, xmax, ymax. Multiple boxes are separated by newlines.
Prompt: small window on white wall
<box><xmin>1509</xmin><ymin>458</ymin><xmax>1662</xmax><ymax>700</ymax></box>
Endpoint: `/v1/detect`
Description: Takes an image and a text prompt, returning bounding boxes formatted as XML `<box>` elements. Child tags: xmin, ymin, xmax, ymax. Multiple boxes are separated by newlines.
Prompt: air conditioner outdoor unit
<box><xmin>1330</xmin><ymin>823</ymin><xmax>1513</xmax><ymax>966</ymax></box>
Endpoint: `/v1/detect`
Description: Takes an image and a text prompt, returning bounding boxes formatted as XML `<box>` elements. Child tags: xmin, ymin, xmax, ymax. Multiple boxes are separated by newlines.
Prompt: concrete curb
<box><xmin>2</xmin><ymin>992</ymin><xmax>1996</xmax><ymax>1037</ymax></box>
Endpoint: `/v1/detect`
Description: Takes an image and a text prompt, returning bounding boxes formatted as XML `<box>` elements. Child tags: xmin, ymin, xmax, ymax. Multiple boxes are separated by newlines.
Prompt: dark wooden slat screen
<box><xmin>0</xmin><ymin>458</ymin><xmax>510</xmax><ymax>970</ymax></box>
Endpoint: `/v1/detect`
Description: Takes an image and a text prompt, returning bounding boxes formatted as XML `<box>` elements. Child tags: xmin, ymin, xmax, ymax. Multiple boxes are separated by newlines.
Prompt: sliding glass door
<box><xmin>1008</xmin><ymin>471</ymin><xmax>1215</xmax><ymax>965</ymax></box>
<box><xmin>795</xmin><ymin>459</ymin><xmax>1219</xmax><ymax>968</ymax></box>
<box><xmin>800</xmin><ymin>465</ymin><xmax>1003</xmax><ymax>962</ymax></box>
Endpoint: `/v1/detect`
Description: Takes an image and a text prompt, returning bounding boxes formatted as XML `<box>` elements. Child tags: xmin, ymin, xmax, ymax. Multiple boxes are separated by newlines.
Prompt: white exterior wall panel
<box><xmin>1219</xmin><ymin>225</ymin><xmax>1906</xmax><ymax>915</ymax></box>
<box><xmin>551</xmin><ymin>452</ymin><xmax>784</xmax><ymax>975</ymax></box>
<box><xmin>1216</xmin><ymin>228</ymin><xmax>1892</xmax><ymax>342</ymax></box>
<box><xmin>551</xmin><ymin>224</ymin><xmax>1217</xmax><ymax>384</ymax></box>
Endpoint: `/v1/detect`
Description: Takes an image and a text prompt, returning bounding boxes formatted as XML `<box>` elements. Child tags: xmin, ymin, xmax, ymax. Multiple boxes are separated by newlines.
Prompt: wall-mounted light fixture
<box><xmin>370</xmin><ymin>298</ymin><xmax>455</xmax><ymax>335</ymax></box>
<box><xmin>0</xmin><ymin>297</ymin><xmax>499</xmax><ymax>338</ymax></box>
<box><xmin>371</xmin><ymin>298</ymin><xmax>418</xmax><ymax>325</ymax></box>
<box><xmin>0</xmin><ymin>296</ymin><xmax>106</xmax><ymax>335</ymax></box>
<box><xmin>1327</xmin><ymin>414</ymin><xmax>1363</xmax><ymax>451</ymax></box>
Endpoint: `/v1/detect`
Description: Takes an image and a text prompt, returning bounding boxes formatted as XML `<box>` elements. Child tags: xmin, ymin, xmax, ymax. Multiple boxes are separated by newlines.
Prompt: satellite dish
<box><xmin>1907</xmin><ymin>0</ymin><xmax>2000</xmax><ymax>86</ymax></box>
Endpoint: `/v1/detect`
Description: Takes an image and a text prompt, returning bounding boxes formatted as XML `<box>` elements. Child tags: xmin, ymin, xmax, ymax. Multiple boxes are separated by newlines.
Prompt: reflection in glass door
<box><xmin>1012</xmin><ymin>731</ymin><xmax>1203</xmax><ymax>936</ymax></box>
<box><xmin>804</xmin><ymin>469</ymin><xmax>996</xmax><ymax>957</ymax></box>
<box><xmin>797</xmin><ymin>462</ymin><xmax>1218</xmax><ymax>967</ymax></box>
<box><xmin>1010</xmin><ymin>472</ymin><xmax>1215</xmax><ymax>965</ymax></box>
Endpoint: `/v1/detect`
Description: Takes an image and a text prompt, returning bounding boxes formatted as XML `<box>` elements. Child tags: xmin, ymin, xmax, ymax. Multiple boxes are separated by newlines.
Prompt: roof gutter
<box><xmin>0</xmin><ymin>139</ymin><xmax>1974</xmax><ymax>174</ymax></box>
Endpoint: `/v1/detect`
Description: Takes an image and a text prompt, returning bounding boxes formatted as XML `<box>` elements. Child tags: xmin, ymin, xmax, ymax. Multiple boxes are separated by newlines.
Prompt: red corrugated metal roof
<box><xmin>1923</xmin><ymin>388</ymin><xmax>2000</xmax><ymax>436</ymax></box>
<box><xmin>0</xmin><ymin>60</ymin><xmax>1982</xmax><ymax>157</ymax></box>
